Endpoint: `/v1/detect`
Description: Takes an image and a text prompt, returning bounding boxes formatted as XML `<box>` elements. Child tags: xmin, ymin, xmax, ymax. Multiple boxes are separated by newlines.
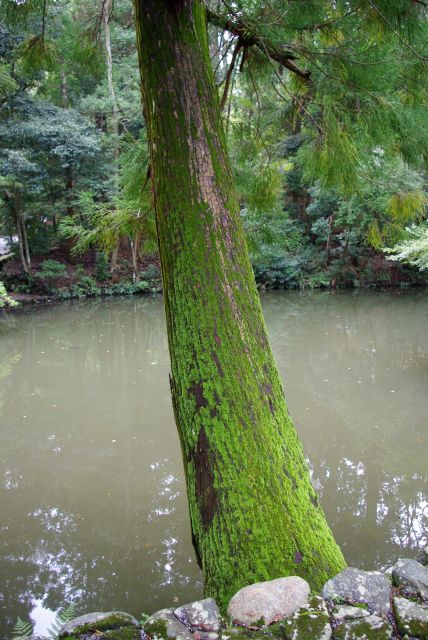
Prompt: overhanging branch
<box><xmin>206</xmin><ymin>7</ymin><xmax>311</xmax><ymax>82</ymax></box>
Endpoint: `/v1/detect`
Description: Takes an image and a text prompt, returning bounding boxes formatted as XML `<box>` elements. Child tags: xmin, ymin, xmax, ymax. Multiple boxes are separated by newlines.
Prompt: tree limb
<box><xmin>220</xmin><ymin>40</ymin><xmax>242</xmax><ymax>111</ymax></box>
<box><xmin>206</xmin><ymin>7</ymin><xmax>311</xmax><ymax>81</ymax></box>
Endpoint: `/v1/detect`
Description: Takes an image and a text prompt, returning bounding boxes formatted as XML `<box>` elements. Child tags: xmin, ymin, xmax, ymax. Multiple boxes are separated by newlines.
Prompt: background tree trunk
<box><xmin>102</xmin><ymin>0</ymin><xmax>120</xmax><ymax>166</ymax></box>
<box><xmin>133</xmin><ymin>0</ymin><xmax>346</xmax><ymax>609</ymax></box>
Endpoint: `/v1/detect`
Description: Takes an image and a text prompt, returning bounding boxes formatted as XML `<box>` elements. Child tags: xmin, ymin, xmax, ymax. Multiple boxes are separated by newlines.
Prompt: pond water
<box><xmin>0</xmin><ymin>290</ymin><xmax>427</xmax><ymax>634</ymax></box>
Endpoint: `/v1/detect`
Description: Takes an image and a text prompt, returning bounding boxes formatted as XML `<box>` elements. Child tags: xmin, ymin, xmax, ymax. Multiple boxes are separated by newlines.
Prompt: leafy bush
<box><xmin>252</xmin><ymin>251</ymin><xmax>303</xmax><ymax>289</ymax></box>
<box><xmin>385</xmin><ymin>224</ymin><xmax>428</xmax><ymax>271</ymax></box>
<box><xmin>0</xmin><ymin>281</ymin><xmax>18</xmax><ymax>308</ymax></box>
<box><xmin>35</xmin><ymin>259</ymin><xmax>68</xmax><ymax>292</ymax></box>
<box><xmin>139</xmin><ymin>263</ymin><xmax>162</xmax><ymax>292</ymax></box>
<box><xmin>77</xmin><ymin>275</ymin><xmax>101</xmax><ymax>296</ymax></box>
<box><xmin>95</xmin><ymin>251</ymin><xmax>110</xmax><ymax>282</ymax></box>
<box><xmin>134</xmin><ymin>279</ymin><xmax>150</xmax><ymax>292</ymax></box>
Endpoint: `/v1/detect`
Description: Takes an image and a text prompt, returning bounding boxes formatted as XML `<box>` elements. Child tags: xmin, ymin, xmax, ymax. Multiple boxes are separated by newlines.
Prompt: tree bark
<box><xmin>65</xmin><ymin>164</ymin><xmax>74</xmax><ymax>216</ymax></box>
<box><xmin>130</xmin><ymin>230</ymin><xmax>142</xmax><ymax>282</ymax></box>
<box><xmin>102</xmin><ymin>0</ymin><xmax>120</xmax><ymax>164</ymax></box>
<box><xmin>21</xmin><ymin>213</ymin><xmax>31</xmax><ymax>272</ymax></box>
<box><xmin>133</xmin><ymin>0</ymin><xmax>345</xmax><ymax>609</ymax></box>
<box><xmin>16</xmin><ymin>211</ymin><xmax>31</xmax><ymax>273</ymax></box>
<box><xmin>60</xmin><ymin>65</ymin><xmax>69</xmax><ymax>108</ymax></box>
<box><xmin>15</xmin><ymin>210</ymin><xmax>27</xmax><ymax>273</ymax></box>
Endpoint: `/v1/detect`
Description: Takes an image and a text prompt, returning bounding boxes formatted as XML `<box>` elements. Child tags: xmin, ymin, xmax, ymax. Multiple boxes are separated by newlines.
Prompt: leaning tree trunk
<box><xmin>134</xmin><ymin>0</ymin><xmax>345</xmax><ymax>609</ymax></box>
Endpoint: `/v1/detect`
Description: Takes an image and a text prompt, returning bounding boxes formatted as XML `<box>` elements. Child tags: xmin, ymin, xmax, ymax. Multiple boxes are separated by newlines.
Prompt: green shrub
<box><xmin>0</xmin><ymin>281</ymin><xmax>18</xmax><ymax>308</ymax></box>
<box><xmin>77</xmin><ymin>275</ymin><xmax>101</xmax><ymax>296</ymax></box>
<box><xmin>252</xmin><ymin>251</ymin><xmax>303</xmax><ymax>289</ymax></box>
<box><xmin>95</xmin><ymin>251</ymin><xmax>110</xmax><ymax>282</ymax></box>
<box><xmin>35</xmin><ymin>260</ymin><xmax>68</xmax><ymax>292</ymax></box>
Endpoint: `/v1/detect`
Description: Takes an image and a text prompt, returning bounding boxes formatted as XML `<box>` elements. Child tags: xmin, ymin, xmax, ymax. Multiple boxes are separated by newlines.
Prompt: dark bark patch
<box><xmin>211</xmin><ymin>351</ymin><xmax>224</xmax><ymax>377</ymax></box>
<box><xmin>188</xmin><ymin>382</ymin><xmax>208</xmax><ymax>409</ymax></box>
<box><xmin>310</xmin><ymin>492</ymin><xmax>319</xmax><ymax>507</ymax></box>
<box><xmin>191</xmin><ymin>427</ymin><xmax>218</xmax><ymax>532</ymax></box>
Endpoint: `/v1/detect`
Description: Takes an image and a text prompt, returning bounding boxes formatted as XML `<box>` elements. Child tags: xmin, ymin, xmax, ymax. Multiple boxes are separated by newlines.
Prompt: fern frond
<box><xmin>47</xmin><ymin>603</ymin><xmax>76</xmax><ymax>639</ymax></box>
<box><xmin>12</xmin><ymin>616</ymin><xmax>33</xmax><ymax>638</ymax></box>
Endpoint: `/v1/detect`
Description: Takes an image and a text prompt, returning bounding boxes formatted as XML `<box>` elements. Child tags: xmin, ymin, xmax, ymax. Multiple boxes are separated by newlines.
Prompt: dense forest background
<box><xmin>1</xmin><ymin>0</ymin><xmax>428</xmax><ymax>301</ymax></box>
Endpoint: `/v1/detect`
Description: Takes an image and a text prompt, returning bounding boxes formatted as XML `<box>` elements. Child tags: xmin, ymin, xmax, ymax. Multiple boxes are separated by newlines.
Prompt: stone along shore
<box><xmin>25</xmin><ymin>547</ymin><xmax>428</xmax><ymax>640</ymax></box>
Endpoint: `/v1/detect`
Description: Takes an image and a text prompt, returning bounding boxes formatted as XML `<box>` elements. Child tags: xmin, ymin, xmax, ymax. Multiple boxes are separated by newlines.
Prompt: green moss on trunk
<box><xmin>133</xmin><ymin>0</ymin><xmax>346</xmax><ymax>610</ymax></box>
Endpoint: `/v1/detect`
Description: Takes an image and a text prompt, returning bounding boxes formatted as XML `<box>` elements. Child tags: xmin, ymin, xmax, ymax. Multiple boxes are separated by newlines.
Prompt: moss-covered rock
<box><xmin>322</xmin><ymin>568</ymin><xmax>391</xmax><ymax>616</ymax></box>
<box><xmin>221</xmin><ymin>631</ymin><xmax>278</xmax><ymax>640</ymax></box>
<box><xmin>58</xmin><ymin>611</ymin><xmax>140</xmax><ymax>639</ymax></box>
<box><xmin>144</xmin><ymin>608</ymin><xmax>194</xmax><ymax>640</ymax></box>
<box><xmin>174</xmin><ymin>597</ymin><xmax>221</xmax><ymax>632</ymax></box>
<box><xmin>281</xmin><ymin>596</ymin><xmax>331</xmax><ymax>640</ymax></box>
<box><xmin>332</xmin><ymin>614</ymin><xmax>392</xmax><ymax>640</ymax></box>
<box><xmin>331</xmin><ymin>606</ymin><xmax>369</xmax><ymax>624</ymax></box>
<box><xmin>394</xmin><ymin>596</ymin><xmax>428</xmax><ymax>639</ymax></box>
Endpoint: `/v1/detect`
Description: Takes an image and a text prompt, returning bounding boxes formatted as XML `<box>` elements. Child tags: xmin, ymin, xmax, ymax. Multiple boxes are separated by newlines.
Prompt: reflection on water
<box><xmin>0</xmin><ymin>290</ymin><xmax>427</xmax><ymax>634</ymax></box>
<box><xmin>262</xmin><ymin>290</ymin><xmax>428</xmax><ymax>567</ymax></box>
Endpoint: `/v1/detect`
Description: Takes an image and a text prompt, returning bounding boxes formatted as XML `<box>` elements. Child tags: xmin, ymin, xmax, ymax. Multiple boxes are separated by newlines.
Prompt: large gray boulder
<box><xmin>392</xmin><ymin>558</ymin><xmax>428</xmax><ymax>599</ymax></box>
<box><xmin>322</xmin><ymin>567</ymin><xmax>391</xmax><ymax>615</ymax></box>
<box><xmin>394</xmin><ymin>597</ymin><xmax>428</xmax><ymax>639</ymax></box>
<box><xmin>227</xmin><ymin>576</ymin><xmax>310</xmax><ymax>626</ymax></box>
<box><xmin>59</xmin><ymin>611</ymin><xmax>140</xmax><ymax>638</ymax></box>
<box><xmin>174</xmin><ymin>598</ymin><xmax>221</xmax><ymax>632</ymax></box>
<box><xmin>332</xmin><ymin>614</ymin><xmax>393</xmax><ymax>640</ymax></box>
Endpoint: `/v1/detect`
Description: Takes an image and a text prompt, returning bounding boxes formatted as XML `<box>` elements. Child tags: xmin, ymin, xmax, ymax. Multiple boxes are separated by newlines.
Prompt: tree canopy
<box><xmin>0</xmin><ymin>0</ymin><xmax>426</xmax><ymax>293</ymax></box>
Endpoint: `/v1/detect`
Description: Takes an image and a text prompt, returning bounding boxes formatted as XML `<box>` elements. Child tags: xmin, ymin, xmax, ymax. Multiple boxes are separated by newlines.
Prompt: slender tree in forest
<box><xmin>133</xmin><ymin>0</ymin><xmax>346</xmax><ymax>609</ymax></box>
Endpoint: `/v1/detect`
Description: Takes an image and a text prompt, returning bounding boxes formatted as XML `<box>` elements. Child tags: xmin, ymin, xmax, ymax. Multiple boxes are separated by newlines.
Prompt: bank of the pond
<box><xmin>2</xmin><ymin>242</ymin><xmax>428</xmax><ymax>313</ymax></box>
<box><xmin>23</xmin><ymin>550</ymin><xmax>428</xmax><ymax>640</ymax></box>
<box><xmin>0</xmin><ymin>253</ymin><xmax>163</xmax><ymax>310</ymax></box>
<box><xmin>2</xmin><ymin>279</ymin><xmax>428</xmax><ymax>316</ymax></box>
<box><xmin>0</xmin><ymin>273</ymin><xmax>163</xmax><ymax>311</ymax></box>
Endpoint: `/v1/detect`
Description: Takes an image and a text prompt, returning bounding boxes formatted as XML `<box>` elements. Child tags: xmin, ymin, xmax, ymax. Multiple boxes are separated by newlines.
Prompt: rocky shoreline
<box><xmin>24</xmin><ymin>548</ymin><xmax>428</xmax><ymax>640</ymax></box>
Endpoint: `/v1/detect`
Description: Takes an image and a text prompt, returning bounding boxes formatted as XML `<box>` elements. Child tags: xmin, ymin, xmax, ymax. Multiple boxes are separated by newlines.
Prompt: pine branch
<box><xmin>205</xmin><ymin>6</ymin><xmax>311</xmax><ymax>81</ymax></box>
<box><xmin>294</xmin><ymin>9</ymin><xmax>359</xmax><ymax>32</ymax></box>
<box><xmin>367</xmin><ymin>0</ymin><xmax>427</xmax><ymax>65</ymax></box>
<box><xmin>220</xmin><ymin>40</ymin><xmax>242</xmax><ymax>111</ymax></box>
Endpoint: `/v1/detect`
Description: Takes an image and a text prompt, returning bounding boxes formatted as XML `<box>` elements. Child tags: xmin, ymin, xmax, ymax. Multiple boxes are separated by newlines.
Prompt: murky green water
<box><xmin>0</xmin><ymin>290</ymin><xmax>427</xmax><ymax>634</ymax></box>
